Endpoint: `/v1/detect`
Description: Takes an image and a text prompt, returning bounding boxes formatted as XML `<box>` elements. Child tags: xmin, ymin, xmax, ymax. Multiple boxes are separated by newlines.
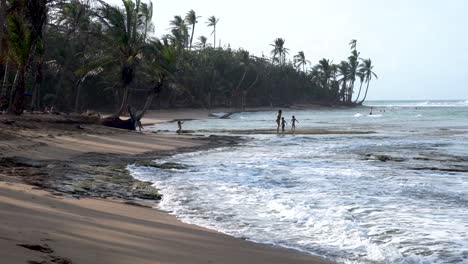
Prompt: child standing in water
<box><xmin>276</xmin><ymin>110</ymin><xmax>282</xmax><ymax>133</ymax></box>
<box><xmin>177</xmin><ymin>120</ymin><xmax>184</xmax><ymax>133</ymax></box>
<box><xmin>281</xmin><ymin>117</ymin><xmax>287</xmax><ymax>133</ymax></box>
<box><xmin>291</xmin><ymin>115</ymin><xmax>299</xmax><ymax>132</ymax></box>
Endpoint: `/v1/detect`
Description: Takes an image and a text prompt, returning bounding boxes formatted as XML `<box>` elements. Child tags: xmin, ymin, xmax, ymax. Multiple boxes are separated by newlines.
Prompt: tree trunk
<box><xmin>232</xmin><ymin>68</ymin><xmax>247</xmax><ymax>108</ymax></box>
<box><xmin>189</xmin><ymin>24</ymin><xmax>195</xmax><ymax>50</ymax></box>
<box><xmin>359</xmin><ymin>81</ymin><xmax>370</xmax><ymax>105</ymax></box>
<box><xmin>30</xmin><ymin>59</ymin><xmax>43</xmax><ymax>111</ymax></box>
<box><xmin>213</xmin><ymin>27</ymin><xmax>216</xmax><ymax>48</ymax></box>
<box><xmin>8</xmin><ymin>66</ymin><xmax>26</xmax><ymax>115</ymax></box>
<box><xmin>354</xmin><ymin>81</ymin><xmax>364</xmax><ymax>103</ymax></box>
<box><xmin>114</xmin><ymin>84</ymin><xmax>130</xmax><ymax>117</ymax></box>
<box><xmin>74</xmin><ymin>79</ymin><xmax>82</xmax><ymax>113</ymax></box>
<box><xmin>1</xmin><ymin>60</ymin><xmax>8</xmax><ymax>97</ymax></box>
<box><xmin>0</xmin><ymin>0</ymin><xmax>6</xmax><ymax>56</ymax></box>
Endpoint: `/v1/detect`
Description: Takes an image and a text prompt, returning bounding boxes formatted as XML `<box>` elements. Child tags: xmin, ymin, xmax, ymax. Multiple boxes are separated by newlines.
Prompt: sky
<box><xmin>106</xmin><ymin>0</ymin><xmax>468</xmax><ymax>100</ymax></box>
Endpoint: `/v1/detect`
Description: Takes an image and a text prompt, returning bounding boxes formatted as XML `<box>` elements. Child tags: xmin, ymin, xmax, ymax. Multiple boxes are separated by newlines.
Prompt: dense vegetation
<box><xmin>0</xmin><ymin>0</ymin><xmax>378</xmax><ymax>119</ymax></box>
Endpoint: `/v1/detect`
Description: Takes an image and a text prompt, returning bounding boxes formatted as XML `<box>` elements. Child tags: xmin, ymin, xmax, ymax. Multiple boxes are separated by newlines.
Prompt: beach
<box><xmin>0</xmin><ymin>110</ymin><xmax>332</xmax><ymax>264</ymax></box>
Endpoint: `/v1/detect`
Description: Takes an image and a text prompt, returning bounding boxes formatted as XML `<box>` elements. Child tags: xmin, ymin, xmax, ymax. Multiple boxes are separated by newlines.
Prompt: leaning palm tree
<box><xmin>185</xmin><ymin>9</ymin><xmax>200</xmax><ymax>50</ymax></box>
<box><xmin>270</xmin><ymin>38</ymin><xmax>288</xmax><ymax>65</ymax></box>
<box><xmin>358</xmin><ymin>58</ymin><xmax>378</xmax><ymax>104</ymax></box>
<box><xmin>294</xmin><ymin>51</ymin><xmax>310</xmax><ymax>72</ymax></box>
<box><xmin>206</xmin><ymin>15</ymin><xmax>219</xmax><ymax>48</ymax></box>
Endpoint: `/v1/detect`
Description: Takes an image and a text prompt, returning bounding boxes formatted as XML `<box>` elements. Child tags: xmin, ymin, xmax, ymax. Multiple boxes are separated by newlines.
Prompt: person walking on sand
<box><xmin>276</xmin><ymin>110</ymin><xmax>282</xmax><ymax>133</ymax></box>
<box><xmin>281</xmin><ymin>117</ymin><xmax>287</xmax><ymax>133</ymax></box>
<box><xmin>177</xmin><ymin>120</ymin><xmax>184</xmax><ymax>134</ymax></box>
<box><xmin>291</xmin><ymin>115</ymin><xmax>299</xmax><ymax>132</ymax></box>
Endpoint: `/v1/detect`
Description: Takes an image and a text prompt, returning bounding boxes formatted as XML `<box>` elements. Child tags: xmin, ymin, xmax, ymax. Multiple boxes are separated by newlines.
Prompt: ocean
<box><xmin>129</xmin><ymin>100</ymin><xmax>468</xmax><ymax>264</ymax></box>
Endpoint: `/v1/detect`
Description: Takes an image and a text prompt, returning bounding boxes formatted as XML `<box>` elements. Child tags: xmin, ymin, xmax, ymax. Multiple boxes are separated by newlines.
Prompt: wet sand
<box><xmin>0</xmin><ymin>111</ymin><xmax>333</xmax><ymax>264</ymax></box>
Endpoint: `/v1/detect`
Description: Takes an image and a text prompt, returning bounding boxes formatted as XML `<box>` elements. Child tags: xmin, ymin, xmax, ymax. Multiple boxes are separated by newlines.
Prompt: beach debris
<box><xmin>363</xmin><ymin>154</ymin><xmax>405</xmax><ymax>162</ymax></box>
<box><xmin>49</xmin><ymin>255</ymin><xmax>73</xmax><ymax>264</ymax></box>
<box><xmin>17</xmin><ymin>243</ymin><xmax>54</xmax><ymax>253</ymax></box>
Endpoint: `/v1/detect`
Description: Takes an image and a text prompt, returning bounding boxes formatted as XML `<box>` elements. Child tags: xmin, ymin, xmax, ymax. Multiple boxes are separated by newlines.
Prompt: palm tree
<box><xmin>354</xmin><ymin>70</ymin><xmax>365</xmax><ymax>104</ymax></box>
<box><xmin>294</xmin><ymin>51</ymin><xmax>309</xmax><ymax>72</ymax></box>
<box><xmin>312</xmin><ymin>58</ymin><xmax>333</xmax><ymax>90</ymax></box>
<box><xmin>170</xmin><ymin>15</ymin><xmax>188</xmax><ymax>49</ymax></box>
<box><xmin>337</xmin><ymin>61</ymin><xmax>350</xmax><ymax>102</ymax></box>
<box><xmin>196</xmin><ymin>35</ymin><xmax>207</xmax><ymax>49</ymax></box>
<box><xmin>93</xmin><ymin>0</ymin><xmax>153</xmax><ymax>117</ymax></box>
<box><xmin>347</xmin><ymin>49</ymin><xmax>360</xmax><ymax>103</ymax></box>
<box><xmin>358</xmin><ymin>58</ymin><xmax>378</xmax><ymax>104</ymax></box>
<box><xmin>185</xmin><ymin>9</ymin><xmax>200</xmax><ymax>50</ymax></box>
<box><xmin>7</xmin><ymin>0</ymin><xmax>47</xmax><ymax>115</ymax></box>
<box><xmin>206</xmin><ymin>15</ymin><xmax>219</xmax><ymax>48</ymax></box>
<box><xmin>270</xmin><ymin>38</ymin><xmax>288</xmax><ymax>65</ymax></box>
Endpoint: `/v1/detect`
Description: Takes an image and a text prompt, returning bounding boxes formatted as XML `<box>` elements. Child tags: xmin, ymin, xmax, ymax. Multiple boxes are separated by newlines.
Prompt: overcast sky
<box><xmin>106</xmin><ymin>0</ymin><xmax>468</xmax><ymax>100</ymax></box>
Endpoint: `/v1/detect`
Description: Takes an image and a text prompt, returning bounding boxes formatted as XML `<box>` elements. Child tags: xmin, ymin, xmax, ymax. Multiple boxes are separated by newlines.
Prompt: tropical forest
<box><xmin>0</xmin><ymin>0</ymin><xmax>377</xmax><ymax>125</ymax></box>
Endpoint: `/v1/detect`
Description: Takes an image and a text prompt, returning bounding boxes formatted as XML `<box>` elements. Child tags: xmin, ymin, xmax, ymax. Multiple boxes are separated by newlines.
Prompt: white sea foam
<box><xmin>130</xmin><ymin>106</ymin><xmax>468</xmax><ymax>264</ymax></box>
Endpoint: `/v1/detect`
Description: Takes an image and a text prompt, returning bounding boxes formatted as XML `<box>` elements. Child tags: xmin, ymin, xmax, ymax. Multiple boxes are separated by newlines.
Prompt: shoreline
<box><xmin>0</xmin><ymin>112</ymin><xmax>334</xmax><ymax>264</ymax></box>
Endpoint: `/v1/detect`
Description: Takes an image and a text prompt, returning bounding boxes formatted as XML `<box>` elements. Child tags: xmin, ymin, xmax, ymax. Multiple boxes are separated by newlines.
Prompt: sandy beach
<box><xmin>0</xmin><ymin>110</ymin><xmax>332</xmax><ymax>264</ymax></box>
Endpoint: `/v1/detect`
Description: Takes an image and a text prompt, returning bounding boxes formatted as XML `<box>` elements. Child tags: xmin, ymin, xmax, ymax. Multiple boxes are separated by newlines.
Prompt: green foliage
<box><xmin>0</xmin><ymin>1</ymin><xmax>378</xmax><ymax>115</ymax></box>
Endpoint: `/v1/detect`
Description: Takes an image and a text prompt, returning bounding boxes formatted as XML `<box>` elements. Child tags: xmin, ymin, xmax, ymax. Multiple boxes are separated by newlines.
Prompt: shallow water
<box><xmin>130</xmin><ymin>100</ymin><xmax>468</xmax><ymax>264</ymax></box>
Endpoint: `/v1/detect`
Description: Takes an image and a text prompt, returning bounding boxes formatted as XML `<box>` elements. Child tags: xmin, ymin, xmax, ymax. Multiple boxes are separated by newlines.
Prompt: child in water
<box><xmin>177</xmin><ymin>120</ymin><xmax>184</xmax><ymax>133</ymax></box>
<box><xmin>276</xmin><ymin>109</ymin><xmax>282</xmax><ymax>133</ymax></box>
<box><xmin>291</xmin><ymin>115</ymin><xmax>299</xmax><ymax>132</ymax></box>
<box><xmin>281</xmin><ymin>117</ymin><xmax>287</xmax><ymax>133</ymax></box>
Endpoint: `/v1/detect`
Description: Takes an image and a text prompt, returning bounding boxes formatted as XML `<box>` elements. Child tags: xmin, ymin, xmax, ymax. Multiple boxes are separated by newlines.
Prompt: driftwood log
<box><xmin>101</xmin><ymin>79</ymin><xmax>163</xmax><ymax>130</ymax></box>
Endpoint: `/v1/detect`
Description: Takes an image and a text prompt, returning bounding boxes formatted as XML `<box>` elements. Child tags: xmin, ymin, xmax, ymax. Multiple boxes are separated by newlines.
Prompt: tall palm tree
<box><xmin>358</xmin><ymin>58</ymin><xmax>378</xmax><ymax>104</ymax></box>
<box><xmin>93</xmin><ymin>0</ymin><xmax>153</xmax><ymax>117</ymax></box>
<box><xmin>294</xmin><ymin>51</ymin><xmax>309</xmax><ymax>72</ymax></box>
<box><xmin>347</xmin><ymin>49</ymin><xmax>360</xmax><ymax>103</ymax></box>
<box><xmin>270</xmin><ymin>38</ymin><xmax>288</xmax><ymax>65</ymax></box>
<box><xmin>185</xmin><ymin>9</ymin><xmax>200</xmax><ymax>50</ymax></box>
<box><xmin>206</xmin><ymin>15</ymin><xmax>219</xmax><ymax>48</ymax></box>
<box><xmin>7</xmin><ymin>0</ymin><xmax>47</xmax><ymax>115</ymax></box>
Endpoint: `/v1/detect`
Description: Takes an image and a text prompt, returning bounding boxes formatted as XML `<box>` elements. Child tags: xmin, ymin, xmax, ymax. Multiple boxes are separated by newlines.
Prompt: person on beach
<box><xmin>291</xmin><ymin>115</ymin><xmax>299</xmax><ymax>132</ymax></box>
<box><xmin>369</xmin><ymin>107</ymin><xmax>373</xmax><ymax>116</ymax></box>
<box><xmin>281</xmin><ymin>117</ymin><xmax>287</xmax><ymax>133</ymax></box>
<box><xmin>276</xmin><ymin>110</ymin><xmax>282</xmax><ymax>133</ymax></box>
<box><xmin>177</xmin><ymin>120</ymin><xmax>184</xmax><ymax>134</ymax></box>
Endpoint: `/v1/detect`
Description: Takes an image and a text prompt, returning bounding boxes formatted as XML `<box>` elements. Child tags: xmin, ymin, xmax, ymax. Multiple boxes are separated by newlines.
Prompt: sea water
<box><xmin>129</xmin><ymin>100</ymin><xmax>468</xmax><ymax>264</ymax></box>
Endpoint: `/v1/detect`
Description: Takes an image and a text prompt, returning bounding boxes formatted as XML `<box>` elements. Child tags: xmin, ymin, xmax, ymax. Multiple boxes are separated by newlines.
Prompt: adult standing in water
<box><xmin>276</xmin><ymin>109</ymin><xmax>282</xmax><ymax>133</ymax></box>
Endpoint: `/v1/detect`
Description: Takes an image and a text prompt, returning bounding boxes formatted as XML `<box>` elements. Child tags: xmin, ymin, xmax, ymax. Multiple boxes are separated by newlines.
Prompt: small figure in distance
<box><xmin>369</xmin><ymin>107</ymin><xmax>373</xmax><ymax>116</ymax></box>
<box><xmin>291</xmin><ymin>115</ymin><xmax>299</xmax><ymax>132</ymax></box>
<box><xmin>281</xmin><ymin>117</ymin><xmax>287</xmax><ymax>133</ymax></box>
<box><xmin>177</xmin><ymin>120</ymin><xmax>184</xmax><ymax>134</ymax></box>
<box><xmin>137</xmin><ymin>120</ymin><xmax>143</xmax><ymax>132</ymax></box>
<box><xmin>276</xmin><ymin>109</ymin><xmax>282</xmax><ymax>133</ymax></box>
